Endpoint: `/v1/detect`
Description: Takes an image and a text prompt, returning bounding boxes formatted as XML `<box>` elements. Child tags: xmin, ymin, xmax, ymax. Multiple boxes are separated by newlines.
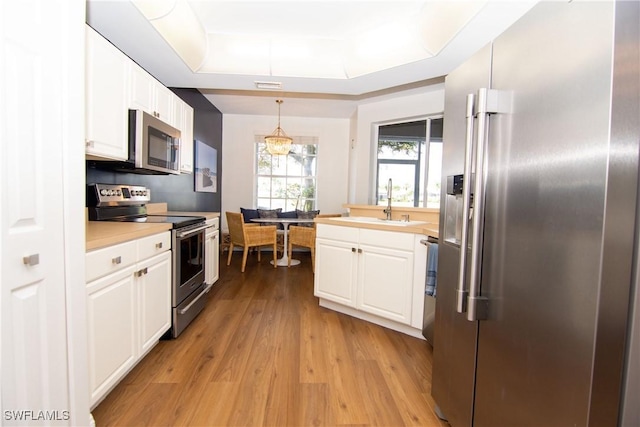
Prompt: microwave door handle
<box><xmin>176</xmin><ymin>224</ymin><xmax>209</xmax><ymax>239</ymax></box>
<box><xmin>456</xmin><ymin>93</ymin><xmax>475</xmax><ymax>314</ymax></box>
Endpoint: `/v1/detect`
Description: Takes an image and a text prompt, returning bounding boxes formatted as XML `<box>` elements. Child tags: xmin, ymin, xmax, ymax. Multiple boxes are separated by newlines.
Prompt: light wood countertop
<box><xmin>320</xmin><ymin>204</ymin><xmax>440</xmax><ymax>238</ymax></box>
<box><xmin>86</xmin><ymin>204</ymin><xmax>220</xmax><ymax>251</ymax></box>
<box><xmin>165</xmin><ymin>211</ymin><xmax>220</xmax><ymax>220</ymax></box>
<box><xmin>147</xmin><ymin>203</ymin><xmax>220</xmax><ymax>220</ymax></box>
<box><xmin>86</xmin><ymin>221</ymin><xmax>172</xmax><ymax>251</ymax></box>
<box><xmin>315</xmin><ymin>217</ymin><xmax>439</xmax><ymax>238</ymax></box>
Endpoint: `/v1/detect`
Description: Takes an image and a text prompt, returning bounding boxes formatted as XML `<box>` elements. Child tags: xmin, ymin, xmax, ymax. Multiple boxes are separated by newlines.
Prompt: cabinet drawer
<box><xmin>137</xmin><ymin>231</ymin><xmax>171</xmax><ymax>260</ymax></box>
<box><xmin>206</xmin><ymin>217</ymin><xmax>219</xmax><ymax>230</ymax></box>
<box><xmin>86</xmin><ymin>240</ymin><xmax>137</xmax><ymax>282</ymax></box>
<box><xmin>316</xmin><ymin>224</ymin><xmax>359</xmax><ymax>242</ymax></box>
<box><xmin>359</xmin><ymin>228</ymin><xmax>414</xmax><ymax>251</ymax></box>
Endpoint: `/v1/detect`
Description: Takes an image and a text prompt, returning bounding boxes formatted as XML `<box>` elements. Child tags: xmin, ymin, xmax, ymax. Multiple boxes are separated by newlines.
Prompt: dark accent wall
<box><xmin>86</xmin><ymin>89</ymin><xmax>222</xmax><ymax>212</ymax></box>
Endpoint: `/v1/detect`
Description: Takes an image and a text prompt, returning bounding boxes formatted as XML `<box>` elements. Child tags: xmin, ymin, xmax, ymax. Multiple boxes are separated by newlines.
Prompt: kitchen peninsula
<box><xmin>314</xmin><ymin>204</ymin><xmax>439</xmax><ymax>339</ymax></box>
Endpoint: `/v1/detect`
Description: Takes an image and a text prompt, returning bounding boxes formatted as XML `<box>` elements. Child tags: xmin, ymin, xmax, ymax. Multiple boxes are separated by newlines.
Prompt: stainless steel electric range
<box><xmin>87</xmin><ymin>183</ymin><xmax>208</xmax><ymax>338</ymax></box>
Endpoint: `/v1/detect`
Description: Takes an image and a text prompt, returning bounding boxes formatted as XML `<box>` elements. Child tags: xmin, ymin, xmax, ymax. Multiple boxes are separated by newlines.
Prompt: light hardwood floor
<box><xmin>92</xmin><ymin>251</ymin><xmax>448</xmax><ymax>427</ymax></box>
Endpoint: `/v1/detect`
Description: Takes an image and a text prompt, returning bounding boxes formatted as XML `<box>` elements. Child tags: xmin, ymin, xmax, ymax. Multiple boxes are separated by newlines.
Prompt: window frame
<box><xmin>372</xmin><ymin>115</ymin><xmax>443</xmax><ymax>208</ymax></box>
<box><xmin>254</xmin><ymin>135</ymin><xmax>319</xmax><ymax>211</ymax></box>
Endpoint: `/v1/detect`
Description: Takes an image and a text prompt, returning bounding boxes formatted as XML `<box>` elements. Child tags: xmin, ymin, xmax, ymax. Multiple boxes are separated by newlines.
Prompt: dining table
<box><xmin>250</xmin><ymin>217</ymin><xmax>315</xmax><ymax>267</ymax></box>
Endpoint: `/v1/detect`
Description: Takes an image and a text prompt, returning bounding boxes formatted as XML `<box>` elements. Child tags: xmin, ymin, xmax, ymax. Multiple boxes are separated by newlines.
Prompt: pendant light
<box><xmin>265</xmin><ymin>99</ymin><xmax>292</xmax><ymax>156</ymax></box>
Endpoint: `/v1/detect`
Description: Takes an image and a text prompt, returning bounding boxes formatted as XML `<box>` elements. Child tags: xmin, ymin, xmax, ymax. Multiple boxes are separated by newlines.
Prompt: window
<box><xmin>256</xmin><ymin>136</ymin><xmax>318</xmax><ymax>211</ymax></box>
<box><xmin>376</xmin><ymin>117</ymin><xmax>443</xmax><ymax>209</ymax></box>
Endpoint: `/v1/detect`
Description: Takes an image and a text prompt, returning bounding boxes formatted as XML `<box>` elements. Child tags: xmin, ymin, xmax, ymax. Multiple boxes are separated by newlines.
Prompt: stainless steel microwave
<box><xmin>87</xmin><ymin>109</ymin><xmax>181</xmax><ymax>175</ymax></box>
<box><xmin>129</xmin><ymin>109</ymin><xmax>181</xmax><ymax>175</ymax></box>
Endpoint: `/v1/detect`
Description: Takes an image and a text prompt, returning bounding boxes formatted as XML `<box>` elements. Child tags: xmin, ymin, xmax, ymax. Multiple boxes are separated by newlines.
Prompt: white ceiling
<box><xmin>86</xmin><ymin>0</ymin><xmax>536</xmax><ymax>118</ymax></box>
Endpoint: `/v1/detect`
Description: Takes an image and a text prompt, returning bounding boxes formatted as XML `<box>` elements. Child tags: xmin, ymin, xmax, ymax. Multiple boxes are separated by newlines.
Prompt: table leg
<box><xmin>271</xmin><ymin>223</ymin><xmax>300</xmax><ymax>267</ymax></box>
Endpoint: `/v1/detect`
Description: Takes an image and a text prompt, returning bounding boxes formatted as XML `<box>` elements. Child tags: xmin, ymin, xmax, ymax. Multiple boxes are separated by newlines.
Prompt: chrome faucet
<box><xmin>383</xmin><ymin>178</ymin><xmax>392</xmax><ymax>220</ymax></box>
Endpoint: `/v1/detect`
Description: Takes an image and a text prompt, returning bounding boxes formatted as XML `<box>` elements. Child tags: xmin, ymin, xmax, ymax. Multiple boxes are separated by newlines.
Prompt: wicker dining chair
<box><xmin>288</xmin><ymin>214</ymin><xmax>341</xmax><ymax>272</ymax></box>
<box><xmin>226</xmin><ymin>212</ymin><xmax>278</xmax><ymax>272</ymax></box>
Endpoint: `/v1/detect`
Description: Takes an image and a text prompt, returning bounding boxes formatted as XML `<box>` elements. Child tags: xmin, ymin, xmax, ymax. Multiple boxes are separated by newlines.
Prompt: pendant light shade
<box><xmin>265</xmin><ymin>99</ymin><xmax>292</xmax><ymax>156</ymax></box>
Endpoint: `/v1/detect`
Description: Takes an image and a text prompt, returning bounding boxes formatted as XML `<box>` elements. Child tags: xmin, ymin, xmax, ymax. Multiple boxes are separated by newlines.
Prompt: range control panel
<box><xmin>87</xmin><ymin>183</ymin><xmax>151</xmax><ymax>207</ymax></box>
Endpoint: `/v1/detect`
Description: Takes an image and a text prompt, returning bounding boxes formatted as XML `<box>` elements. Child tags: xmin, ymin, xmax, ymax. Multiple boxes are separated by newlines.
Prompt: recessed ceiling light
<box><xmin>255</xmin><ymin>81</ymin><xmax>283</xmax><ymax>90</ymax></box>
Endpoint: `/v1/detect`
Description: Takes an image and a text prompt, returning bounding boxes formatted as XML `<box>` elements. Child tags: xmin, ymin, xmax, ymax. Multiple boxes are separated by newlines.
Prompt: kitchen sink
<box><xmin>333</xmin><ymin>216</ymin><xmax>429</xmax><ymax>227</ymax></box>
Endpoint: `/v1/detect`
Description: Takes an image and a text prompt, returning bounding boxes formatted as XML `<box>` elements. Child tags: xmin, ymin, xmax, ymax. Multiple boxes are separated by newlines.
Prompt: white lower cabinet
<box><xmin>204</xmin><ymin>218</ymin><xmax>220</xmax><ymax>287</ymax></box>
<box><xmin>357</xmin><ymin>243</ymin><xmax>414</xmax><ymax>324</ymax></box>
<box><xmin>315</xmin><ymin>224</ymin><xmax>425</xmax><ymax>337</ymax></box>
<box><xmin>86</xmin><ymin>232</ymin><xmax>171</xmax><ymax>408</ymax></box>
<box><xmin>86</xmin><ymin>265</ymin><xmax>137</xmax><ymax>406</ymax></box>
<box><xmin>138</xmin><ymin>251</ymin><xmax>172</xmax><ymax>354</ymax></box>
<box><xmin>315</xmin><ymin>233</ymin><xmax>358</xmax><ymax>307</ymax></box>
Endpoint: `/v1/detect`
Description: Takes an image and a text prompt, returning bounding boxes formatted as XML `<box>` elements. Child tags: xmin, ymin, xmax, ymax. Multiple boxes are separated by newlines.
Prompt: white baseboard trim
<box><xmin>318</xmin><ymin>298</ymin><xmax>425</xmax><ymax>340</ymax></box>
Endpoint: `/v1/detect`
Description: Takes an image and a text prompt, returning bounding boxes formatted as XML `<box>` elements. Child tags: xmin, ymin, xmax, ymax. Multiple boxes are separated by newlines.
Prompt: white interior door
<box><xmin>1</xmin><ymin>0</ymin><xmax>87</xmax><ymax>425</ymax></box>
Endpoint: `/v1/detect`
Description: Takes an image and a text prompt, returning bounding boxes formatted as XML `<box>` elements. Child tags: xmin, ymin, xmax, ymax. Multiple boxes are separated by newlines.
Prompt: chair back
<box><xmin>226</xmin><ymin>212</ymin><xmax>246</xmax><ymax>246</ymax></box>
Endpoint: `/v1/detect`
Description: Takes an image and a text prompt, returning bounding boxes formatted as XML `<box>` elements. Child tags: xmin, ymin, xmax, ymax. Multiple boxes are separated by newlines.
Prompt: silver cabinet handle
<box><xmin>23</xmin><ymin>254</ymin><xmax>40</xmax><ymax>266</ymax></box>
<box><xmin>358</xmin><ymin>248</ymin><xmax>363</xmax><ymax>254</ymax></box>
<box><xmin>456</xmin><ymin>93</ymin><xmax>475</xmax><ymax>314</ymax></box>
<box><xmin>112</xmin><ymin>256</ymin><xmax>122</xmax><ymax>265</ymax></box>
<box><xmin>467</xmin><ymin>88</ymin><xmax>492</xmax><ymax>322</ymax></box>
<box><xmin>136</xmin><ymin>267</ymin><xmax>148</xmax><ymax>277</ymax></box>
<box><xmin>155</xmin><ymin>242</ymin><xmax>163</xmax><ymax>249</ymax></box>
<box><xmin>352</xmin><ymin>247</ymin><xmax>356</xmax><ymax>253</ymax></box>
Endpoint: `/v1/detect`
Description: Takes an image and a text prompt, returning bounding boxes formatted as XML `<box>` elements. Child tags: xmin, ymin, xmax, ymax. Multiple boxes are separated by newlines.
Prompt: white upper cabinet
<box><xmin>174</xmin><ymin>98</ymin><xmax>194</xmax><ymax>173</ymax></box>
<box><xmin>85</xmin><ymin>26</ymin><xmax>129</xmax><ymax>160</ymax></box>
<box><xmin>85</xmin><ymin>25</ymin><xmax>194</xmax><ymax>166</ymax></box>
<box><xmin>129</xmin><ymin>62</ymin><xmax>174</xmax><ymax>126</ymax></box>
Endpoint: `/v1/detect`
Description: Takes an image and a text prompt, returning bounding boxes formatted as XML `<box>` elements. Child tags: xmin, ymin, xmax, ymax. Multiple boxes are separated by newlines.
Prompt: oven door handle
<box><xmin>178</xmin><ymin>288</ymin><xmax>207</xmax><ymax>315</ymax></box>
<box><xmin>176</xmin><ymin>224</ymin><xmax>209</xmax><ymax>239</ymax></box>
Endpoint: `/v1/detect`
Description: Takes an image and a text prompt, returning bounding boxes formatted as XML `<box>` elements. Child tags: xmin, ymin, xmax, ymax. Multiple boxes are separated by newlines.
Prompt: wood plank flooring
<box><xmin>92</xmin><ymin>251</ymin><xmax>448</xmax><ymax>427</ymax></box>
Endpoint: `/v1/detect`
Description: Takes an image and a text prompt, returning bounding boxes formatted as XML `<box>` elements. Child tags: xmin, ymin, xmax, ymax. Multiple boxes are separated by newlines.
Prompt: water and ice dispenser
<box><xmin>443</xmin><ymin>174</ymin><xmax>469</xmax><ymax>245</ymax></box>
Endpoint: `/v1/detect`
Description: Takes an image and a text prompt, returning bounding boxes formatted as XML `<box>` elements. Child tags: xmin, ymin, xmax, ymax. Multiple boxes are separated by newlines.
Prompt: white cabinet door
<box><xmin>86</xmin><ymin>266</ymin><xmax>137</xmax><ymax>407</ymax></box>
<box><xmin>85</xmin><ymin>25</ymin><xmax>129</xmax><ymax>160</ymax></box>
<box><xmin>174</xmin><ymin>98</ymin><xmax>194</xmax><ymax>173</ymax></box>
<box><xmin>205</xmin><ymin>227</ymin><xmax>219</xmax><ymax>286</ymax></box>
<box><xmin>129</xmin><ymin>62</ymin><xmax>155</xmax><ymax>115</ymax></box>
<box><xmin>130</xmin><ymin>62</ymin><xmax>174</xmax><ymax>125</ymax></box>
<box><xmin>138</xmin><ymin>251</ymin><xmax>171</xmax><ymax>354</ymax></box>
<box><xmin>315</xmin><ymin>237</ymin><xmax>358</xmax><ymax>307</ymax></box>
<box><xmin>357</xmin><ymin>244</ymin><xmax>414</xmax><ymax>324</ymax></box>
<box><xmin>85</xmin><ymin>232</ymin><xmax>171</xmax><ymax>407</ymax></box>
<box><xmin>154</xmin><ymin>83</ymin><xmax>174</xmax><ymax>125</ymax></box>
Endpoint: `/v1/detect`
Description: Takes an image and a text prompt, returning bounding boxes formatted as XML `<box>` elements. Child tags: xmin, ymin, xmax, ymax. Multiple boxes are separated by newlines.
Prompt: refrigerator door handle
<box><xmin>456</xmin><ymin>93</ymin><xmax>476</xmax><ymax>314</ymax></box>
<box><xmin>467</xmin><ymin>88</ymin><xmax>499</xmax><ymax>321</ymax></box>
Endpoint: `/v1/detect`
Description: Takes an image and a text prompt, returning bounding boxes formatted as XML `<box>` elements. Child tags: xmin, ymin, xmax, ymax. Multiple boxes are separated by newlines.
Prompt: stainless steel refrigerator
<box><xmin>432</xmin><ymin>2</ymin><xmax>640</xmax><ymax>426</ymax></box>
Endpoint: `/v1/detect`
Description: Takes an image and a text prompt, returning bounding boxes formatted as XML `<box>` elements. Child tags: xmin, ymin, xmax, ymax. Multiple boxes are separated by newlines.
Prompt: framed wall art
<box><xmin>194</xmin><ymin>140</ymin><xmax>217</xmax><ymax>193</ymax></box>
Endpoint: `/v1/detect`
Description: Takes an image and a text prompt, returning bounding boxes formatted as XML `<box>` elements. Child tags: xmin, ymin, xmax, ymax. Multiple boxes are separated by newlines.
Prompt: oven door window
<box><xmin>178</xmin><ymin>231</ymin><xmax>204</xmax><ymax>285</ymax></box>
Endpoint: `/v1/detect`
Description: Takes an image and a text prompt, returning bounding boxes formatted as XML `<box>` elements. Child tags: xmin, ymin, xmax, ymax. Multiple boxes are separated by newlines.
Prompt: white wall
<box><xmin>350</xmin><ymin>83</ymin><xmax>446</xmax><ymax>204</ymax></box>
<box><xmin>221</xmin><ymin>114</ymin><xmax>350</xmax><ymax>230</ymax></box>
<box><xmin>220</xmin><ymin>84</ymin><xmax>446</xmax><ymax>229</ymax></box>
